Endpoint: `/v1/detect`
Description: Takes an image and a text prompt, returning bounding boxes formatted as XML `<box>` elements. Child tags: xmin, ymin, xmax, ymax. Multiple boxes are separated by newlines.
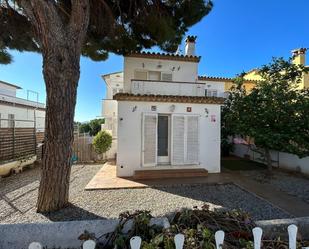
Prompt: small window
<box><xmin>8</xmin><ymin>114</ymin><xmax>15</xmax><ymax>128</ymax></box>
<box><xmin>148</xmin><ymin>71</ymin><xmax>161</xmax><ymax>81</ymax></box>
<box><xmin>134</xmin><ymin>71</ymin><xmax>147</xmax><ymax>80</ymax></box>
<box><xmin>161</xmin><ymin>73</ymin><xmax>172</xmax><ymax>81</ymax></box>
<box><xmin>205</xmin><ymin>89</ymin><xmax>218</xmax><ymax>97</ymax></box>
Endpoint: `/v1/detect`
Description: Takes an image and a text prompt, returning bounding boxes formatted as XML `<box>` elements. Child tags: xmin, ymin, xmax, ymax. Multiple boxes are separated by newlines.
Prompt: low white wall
<box><xmin>0</xmin><ymin>218</ymin><xmax>169</xmax><ymax>249</ymax></box>
<box><xmin>232</xmin><ymin>144</ymin><xmax>309</xmax><ymax>174</ymax></box>
<box><xmin>117</xmin><ymin>101</ymin><xmax>221</xmax><ymax>177</ymax></box>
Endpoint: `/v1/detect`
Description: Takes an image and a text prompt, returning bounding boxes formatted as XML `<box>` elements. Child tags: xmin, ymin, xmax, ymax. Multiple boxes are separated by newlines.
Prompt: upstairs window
<box><xmin>148</xmin><ymin>71</ymin><xmax>161</xmax><ymax>81</ymax></box>
<box><xmin>205</xmin><ymin>89</ymin><xmax>218</xmax><ymax>97</ymax></box>
<box><xmin>134</xmin><ymin>71</ymin><xmax>147</xmax><ymax>80</ymax></box>
<box><xmin>161</xmin><ymin>72</ymin><xmax>173</xmax><ymax>81</ymax></box>
<box><xmin>8</xmin><ymin>114</ymin><xmax>15</xmax><ymax>128</ymax></box>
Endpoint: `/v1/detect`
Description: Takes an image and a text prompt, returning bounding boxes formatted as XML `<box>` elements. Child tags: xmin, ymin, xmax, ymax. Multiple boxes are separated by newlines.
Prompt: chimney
<box><xmin>291</xmin><ymin>48</ymin><xmax>307</xmax><ymax>65</ymax></box>
<box><xmin>185</xmin><ymin>36</ymin><xmax>197</xmax><ymax>56</ymax></box>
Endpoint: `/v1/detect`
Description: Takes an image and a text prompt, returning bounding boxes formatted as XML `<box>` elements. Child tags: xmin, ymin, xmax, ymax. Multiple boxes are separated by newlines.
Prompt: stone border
<box><xmin>257</xmin><ymin>217</ymin><xmax>309</xmax><ymax>239</ymax></box>
<box><xmin>0</xmin><ymin>218</ymin><xmax>169</xmax><ymax>249</ymax></box>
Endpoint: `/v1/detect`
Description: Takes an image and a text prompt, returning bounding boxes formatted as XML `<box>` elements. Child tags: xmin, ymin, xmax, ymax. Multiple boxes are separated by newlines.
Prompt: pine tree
<box><xmin>0</xmin><ymin>0</ymin><xmax>213</xmax><ymax>212</ymax></box>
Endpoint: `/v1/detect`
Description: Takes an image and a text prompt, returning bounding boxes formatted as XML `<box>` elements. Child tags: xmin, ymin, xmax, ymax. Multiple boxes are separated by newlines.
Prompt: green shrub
<box><xmin>92</xmin><ymin>130</ymin><xmax>112</xmax><ymax>154</ymax></box>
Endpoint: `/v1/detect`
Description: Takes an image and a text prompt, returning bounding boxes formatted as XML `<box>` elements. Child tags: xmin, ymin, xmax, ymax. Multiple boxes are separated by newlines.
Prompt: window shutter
<box><xmin>186</xmin><ymin>116</ymin><xmax>199</xmax><ymax>164</ymax></box>
<box><xmin>161</xmin><ymin>73</ymin><xmax>172</xmax><ymax>81</ymax></box>
<box><xmin>171</xmin><ymin>115</ymin><xmax>185</xmax><ymax>165</ymax></box>
<box><xmin>172</xmin><ymin>114</ymin><xmax>199</xmax><ymax>165</ymax></box>
<box><xmin>134</xmin><ymin>71</ymin><xmax>147</xmax><ymax>80</ymax></box>
<box><xmin>142</xmin><ymin>113</ymin><xmax>158</xmax><ymax>167</ymax></box>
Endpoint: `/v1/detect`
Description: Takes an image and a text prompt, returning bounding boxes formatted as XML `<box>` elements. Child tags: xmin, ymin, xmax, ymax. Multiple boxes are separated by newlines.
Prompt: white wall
<box><xmin>131</xmin><ymin>80</ymin><xmax>205</xmax><ymax>96</ymax></box>
<box><xmin>102</xmin><ymin>100</ymin><xmax>118</xmax><ymax>118</ymax></box>
<box><xmin>124</xmin><ymin>57</ymin><xmax>199</xmax><ymax>92</ymax></box>
<box><xmin>0</xmin><ymin>82</ymin><xmax>17</xmax><ymax>97</ymax></box>
<box><xmin>232</xmin><ymin>144</ymin><xmax>309</xmax><ymax>175</ymax></box>
<box><xmin>198</xmin><ymin>80</ymin><xmax>225</xmax><ymax>97</ymax></box>
<box><xmin>117</xmin><ymin>101</ymin><xmax>221</xmax><ymax>177</ymax></box>
<box><xmin>0</xmin><ymin>104</ymin><xmax>45</xmax><ymax>130</ymax></box>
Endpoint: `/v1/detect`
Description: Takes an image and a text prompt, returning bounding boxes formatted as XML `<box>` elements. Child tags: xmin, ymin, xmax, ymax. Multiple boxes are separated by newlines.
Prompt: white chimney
<box><xmin>291</xmin><ymin>48</ymin><xmax>307</xmax><ymax>65</ymax></box>
<box><xmin>185</xmin><ymin>36</ymin><xmax>197</xmax><ymax>56</ymax></box>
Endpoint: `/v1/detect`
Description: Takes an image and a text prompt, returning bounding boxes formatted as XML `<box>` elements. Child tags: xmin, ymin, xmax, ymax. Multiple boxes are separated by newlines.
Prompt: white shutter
<box><xmin>171</xmin><ymin>115</ymin><xmax>185</xmax><ymax>165</ymax></box>
<box><xmin>142</xmin><ymin>113</ymin><xmax>158</xmax><ymax>167</ymax></box>
<box><xmin>171</xmin><ymin>114</ymin><xmax>199</xmax><ymax>165</ymax></box>
<box><xmin>186</xmin><ymin>116</ymin><xmax>199</xmax><ymax>164</ymax></box>
<box><xmin>161</xmin><ymin>73</ymin><xmax>172</xmax><ymax>81</ymax></box>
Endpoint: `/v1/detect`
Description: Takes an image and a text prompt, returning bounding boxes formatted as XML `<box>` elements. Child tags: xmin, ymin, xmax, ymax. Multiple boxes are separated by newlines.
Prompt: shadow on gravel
<box><xmin>40</xmin><ymin>203</ymin><xmax>108</xmax><ymax>222</ymax></box>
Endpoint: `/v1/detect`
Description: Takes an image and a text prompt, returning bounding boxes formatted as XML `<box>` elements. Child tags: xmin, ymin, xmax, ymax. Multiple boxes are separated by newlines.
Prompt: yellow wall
<box><xmin>223</xmin><ymin>81</ymin><xmax>256</xmax><ymax>92</ymax></box>
<box><xmin>243</xmin><ymin>70</ymin><xmax>263</xmax><ymax>81</ymax></box>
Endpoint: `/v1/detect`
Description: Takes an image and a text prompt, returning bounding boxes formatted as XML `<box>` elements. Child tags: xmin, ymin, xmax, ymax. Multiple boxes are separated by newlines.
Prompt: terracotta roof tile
<box><xmin>113</xmin><ymin>93</ymin><xmax>224</xmax><ymax>104</ymax></box>
<box><xmin>198</xmin><ymin>75</ymin><xmax>258</xmax><ymax>83</ymax></box>
<box><xmin>126</xmin><ymin>51</ymin><xmax>201</xmax><ymax>62</ymax></box>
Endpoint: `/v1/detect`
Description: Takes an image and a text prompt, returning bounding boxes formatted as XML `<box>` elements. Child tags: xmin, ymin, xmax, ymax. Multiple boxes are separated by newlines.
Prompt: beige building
<box><xmin>244</xmin><ymin>48</ymin><xmax>309</xmax><ymax>89</ymax></box>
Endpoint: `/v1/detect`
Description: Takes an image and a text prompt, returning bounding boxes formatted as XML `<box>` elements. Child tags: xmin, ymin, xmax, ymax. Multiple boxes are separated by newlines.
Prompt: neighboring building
<box><xmin>198</xmin><ymin>75</ymin><xmax>257</xmax><ymax>94</ymax></box>
<box><xmin>244</xmin><ymin>48</ymin><xmax>309</xmax><ymax>89</ymax></box>
<box><xmin>102</xmin><ymin>36</ymin><xmax>225</xmax><ymax>177</ymax></box>
<box><xmin>0</xmin><ymin>80</ymin><xmax>45</xmax><ymax>131</ymax></box>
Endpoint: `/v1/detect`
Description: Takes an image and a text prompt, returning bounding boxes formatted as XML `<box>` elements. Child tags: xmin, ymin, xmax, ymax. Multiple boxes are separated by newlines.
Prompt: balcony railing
<box><xmin>131</xmin><ymin>79</ymin><xmax>205</xmax><ymax>97</ymax></box>
<box><xmin>0</xmin><ymin>93</ymin><xmax>45</xmax><ymax>109</ymax></box>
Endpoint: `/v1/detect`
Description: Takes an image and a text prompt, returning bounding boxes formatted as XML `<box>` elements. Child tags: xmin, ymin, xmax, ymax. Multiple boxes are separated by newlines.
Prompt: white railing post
<box><xmin>130</xmin><ymin>236</ymin><xmax>142</xmax><ymax>249</ymax></box>
<box><xmin>252</xmin><ymin>227</ymin><xmax>263</xmax><ymax>249</ymax></box>
<box><xmin>83</xmin><ymin>240</ymin><xmax>96</xmax><ymax>249</ymax></box>
<box><xmin>288</xmin><ymin>224</ymin><xmax>298</xmax><ymax>249</ymax></box>
<box><xmin>174</xmin><ymin>233</ymin><xmax>185</xmax><ymax>249</ymax></box>
<box><xmin>28</xmin><ymin>242</ymin><xmax>42</xmax><ymax>249</ymax></box>
<box><xmin>215</xmin><ymin>230</ymin><xmax>225</xmax><ymax>249</ymax></box>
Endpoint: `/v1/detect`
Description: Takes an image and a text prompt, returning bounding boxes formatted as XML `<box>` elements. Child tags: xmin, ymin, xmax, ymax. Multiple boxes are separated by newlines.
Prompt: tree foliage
<box><xmin>0</xmin><ymin>0</ymin><xmax>213</xmax><ymax>64</ymax></box>
<box><xmin>79</xmin><ymin>118</ymin><xmax>105</xmax><ymax>136</ymax></box>
<box><xmin>0</xmin><ymin>0</ymin><xmax>213</xmax><ymax>212</ymax></box>
<box><xmin>92</xmin><ymin>130</ymin><xmax>112</xmax><ymax>154</ymax></box>
<box><xmin>223</xmin><ymin>58</ymin><xmax>309</xmax><ymax>169</ymax></box>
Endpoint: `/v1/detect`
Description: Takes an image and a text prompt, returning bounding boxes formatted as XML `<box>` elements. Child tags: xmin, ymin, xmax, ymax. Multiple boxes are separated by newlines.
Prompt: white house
<box><xmin>0</xmin><ymin>80</ymin><xmax>45</xmax><ymax>131</ymax></box>
<box><xmin>102</xmin><ymin>36</ymin><xmax>225</xmax><ymax>177</ymax></box>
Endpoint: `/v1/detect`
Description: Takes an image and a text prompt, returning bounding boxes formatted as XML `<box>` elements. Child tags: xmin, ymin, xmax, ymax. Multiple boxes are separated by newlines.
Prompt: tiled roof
<box><xmin>113</xmin><ymin>93</ymin><xmax>224</xmax><ymax>104</ymax></box>
<box><xmin>126</xmin><ymin>51</ymin><xmax>201</xmax><ymax>62</ymax></box>
<box><xmin>198</xmin><ymin>76</ymin><xmax>258</xmax><ymax>83</ymax></box>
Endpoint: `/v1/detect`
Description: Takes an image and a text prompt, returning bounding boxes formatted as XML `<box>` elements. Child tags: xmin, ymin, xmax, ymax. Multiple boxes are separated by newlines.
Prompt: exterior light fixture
<box><xmin>132</xmin><ymin>106</ymin><xmax>137</xmax><ymax>112</ymax></box>
<box><xmin>169</xmin><ymin>104</ymin><xmax>176</xmax><ymax>112</ymax></box>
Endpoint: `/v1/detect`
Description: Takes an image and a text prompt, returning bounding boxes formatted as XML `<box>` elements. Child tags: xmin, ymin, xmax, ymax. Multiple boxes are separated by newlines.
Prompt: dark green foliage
<box><xmin>223</xmin><ymin>58</ymin><xmax>309</xmax><ymax>169</ymax></box>
<box><xmin>78</xmin><ymin>118</ymin><xmax>104</xmax><ymax>136</ymax></box>
<box><xmin>0</xmin><ymin>0</ymin><xmax>213</xmax><ymax>64</ymax></box>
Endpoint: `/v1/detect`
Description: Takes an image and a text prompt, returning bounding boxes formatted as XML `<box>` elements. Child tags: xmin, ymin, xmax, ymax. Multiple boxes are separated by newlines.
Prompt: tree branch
<box><xmin>69</xmin><ymin>0</ymin><xmax>90</xmax><ymax>51</ymax></box>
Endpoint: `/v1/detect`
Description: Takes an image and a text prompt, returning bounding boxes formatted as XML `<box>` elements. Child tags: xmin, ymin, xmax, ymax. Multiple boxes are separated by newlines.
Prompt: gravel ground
<box><xmin>242</xmin><ymin>169</ymin><xmax>309</xmax><ymax>204</ymax></box>
<box><xmin>0</xmin><ymin>164</ymin><xmax>290</xmax><ymax>224</ymax></box>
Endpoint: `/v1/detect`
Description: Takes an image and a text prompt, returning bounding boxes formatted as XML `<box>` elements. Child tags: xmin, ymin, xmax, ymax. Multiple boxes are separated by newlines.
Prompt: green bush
<box><xmin>92</xmin><ymin>130</ymin><xmax>112</xmax><ymax>154</ymax></box>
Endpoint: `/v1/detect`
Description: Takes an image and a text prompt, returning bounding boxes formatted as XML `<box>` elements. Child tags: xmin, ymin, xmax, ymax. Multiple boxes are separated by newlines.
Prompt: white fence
<box><xmin>233</xmin><ymin>143</ymin><xmax>309</xmax><ymax>175</ymax></box>
<box><xmin>28</xmin><ymin>224</ymin><xmax>308</xmax><ymax>249</ymax></box>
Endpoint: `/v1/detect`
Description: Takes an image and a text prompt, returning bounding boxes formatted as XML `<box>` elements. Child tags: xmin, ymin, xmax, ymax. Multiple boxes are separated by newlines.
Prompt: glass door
<box><xmin>157</xmin><ymin>115</ymin><xmax>170</xmax><ymax>164</ymax></box>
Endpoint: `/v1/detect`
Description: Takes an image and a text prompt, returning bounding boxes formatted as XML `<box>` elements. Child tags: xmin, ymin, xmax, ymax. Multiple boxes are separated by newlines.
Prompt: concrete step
<box><xmin>133</xmin><ymin>168</ymin><xmax>208</xmax><ymax>180</ymax></box>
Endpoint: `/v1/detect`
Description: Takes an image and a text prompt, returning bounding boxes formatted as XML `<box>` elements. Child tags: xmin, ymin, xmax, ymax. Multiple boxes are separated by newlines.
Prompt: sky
<box><xmin>0</xmin><ymin>0</ymin><xmax>308</xmax><ymax>122</ymax></box>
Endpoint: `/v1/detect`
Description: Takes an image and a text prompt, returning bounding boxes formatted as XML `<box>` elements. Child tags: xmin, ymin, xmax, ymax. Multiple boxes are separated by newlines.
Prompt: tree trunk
<box><xmin>37</xmin><ymin>47</ymin><xmax>80</xmax><ymax>212</ymax></box>
<box><xmin>265</xmin><ymin>148</ymin><xmax>272</xmax><ymax>172</ymax></box>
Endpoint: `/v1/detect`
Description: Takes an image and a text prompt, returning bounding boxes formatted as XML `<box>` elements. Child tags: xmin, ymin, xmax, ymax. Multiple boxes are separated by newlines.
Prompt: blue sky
<box><xmin>0</xmin><ymin>0</ymin><xmax>308</xmax><ymax>122</ymax></box>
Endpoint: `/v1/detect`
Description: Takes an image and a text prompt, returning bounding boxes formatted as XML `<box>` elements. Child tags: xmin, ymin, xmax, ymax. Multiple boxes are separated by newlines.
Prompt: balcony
<box><xmin>131</xmin><ymin>79</ymin><xmax>205</xmax><ymax>97</ymax></box>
